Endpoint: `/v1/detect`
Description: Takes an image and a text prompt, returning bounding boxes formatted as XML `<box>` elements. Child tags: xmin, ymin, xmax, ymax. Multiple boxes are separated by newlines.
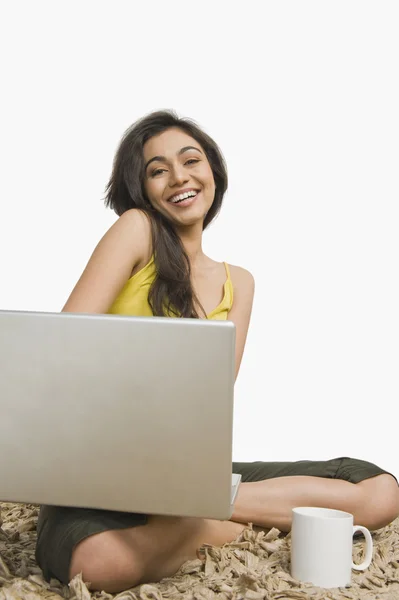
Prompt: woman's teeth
<box><xmin>170</xmin><ymin>191</ymin><xmax>198</xmax><ymax>203</ymax></box>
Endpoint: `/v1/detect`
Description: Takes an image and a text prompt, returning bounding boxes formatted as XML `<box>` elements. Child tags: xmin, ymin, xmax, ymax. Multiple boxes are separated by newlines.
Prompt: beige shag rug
<box><xmin>1</xmin><ymin>503</ymin><xmax>399</xmax><ymax>600</ymax></box>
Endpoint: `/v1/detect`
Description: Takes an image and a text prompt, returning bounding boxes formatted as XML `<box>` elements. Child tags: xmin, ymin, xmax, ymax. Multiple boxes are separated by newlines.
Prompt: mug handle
<box><xmin>351</xmin><ymin>525</ymin><xmax>373</xmax><ymax>570</ymax></box>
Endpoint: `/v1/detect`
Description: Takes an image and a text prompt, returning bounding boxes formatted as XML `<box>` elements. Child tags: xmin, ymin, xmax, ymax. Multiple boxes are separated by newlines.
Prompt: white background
<box><xmin>1</xmin><ymin>2</ymin><xmax>398</xmax><ymax>476</ymax></box>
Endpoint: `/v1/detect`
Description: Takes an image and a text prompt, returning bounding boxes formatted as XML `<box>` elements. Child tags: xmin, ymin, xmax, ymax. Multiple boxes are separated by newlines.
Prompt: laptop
<box><xmin>0</xmin><ymin>309</ymin><xmax>241</xmax><ymax>520</ymax></box>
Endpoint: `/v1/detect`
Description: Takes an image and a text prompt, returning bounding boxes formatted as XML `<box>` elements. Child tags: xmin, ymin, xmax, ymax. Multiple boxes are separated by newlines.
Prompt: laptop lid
<box><xmin>0</xmin><ymin>309</ymin><xmax>237</xmax><ymax>519</ymax></box>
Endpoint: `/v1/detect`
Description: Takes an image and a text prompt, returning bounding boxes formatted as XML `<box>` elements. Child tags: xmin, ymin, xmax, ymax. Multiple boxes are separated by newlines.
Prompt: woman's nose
<box><xmin>168</xmin><ymin>165</ymin><xmax>188</xmax><ymax>185</ymax></box>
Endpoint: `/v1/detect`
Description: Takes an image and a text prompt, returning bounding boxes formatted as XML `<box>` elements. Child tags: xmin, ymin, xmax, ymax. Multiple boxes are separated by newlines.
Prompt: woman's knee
<box><xmin>356</xmin><ymin>474</ymin><xmax>399</xmax><ymax>530</ymax></box>
<box><xmin>69</xmin><ymin>529</ymin><xmax>144</xmax><ymax>593</ymax></box>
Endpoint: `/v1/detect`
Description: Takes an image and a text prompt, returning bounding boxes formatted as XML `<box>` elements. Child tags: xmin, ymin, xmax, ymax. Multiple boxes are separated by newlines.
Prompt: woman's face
<box><xmin>142</xmin><ymin>127</ymin><xmax>216</xmax><ymax>226</ymax></box>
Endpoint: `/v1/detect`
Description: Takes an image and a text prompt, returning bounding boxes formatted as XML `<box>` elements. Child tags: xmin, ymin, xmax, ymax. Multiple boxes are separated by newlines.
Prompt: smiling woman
<box><xmin>142</xmin><ymin>129</ymin><xmax>217</xmax><ymax>236</ymax></box>
<box><xmin>99</xmin><ymin>112</ymin><xmax>231</xmax><ymax>321</ymax></box>
<box><xmin>34</xmin><ymin>109</ymin><xmax>399</xmax><ymax>594</ymax></box>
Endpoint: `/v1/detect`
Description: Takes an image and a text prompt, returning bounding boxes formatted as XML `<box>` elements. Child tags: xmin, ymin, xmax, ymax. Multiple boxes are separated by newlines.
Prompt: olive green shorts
<box><xmin>35</xmin><ymin>456</ymin><xmax>398</xmax><ymax>585</ymax></box>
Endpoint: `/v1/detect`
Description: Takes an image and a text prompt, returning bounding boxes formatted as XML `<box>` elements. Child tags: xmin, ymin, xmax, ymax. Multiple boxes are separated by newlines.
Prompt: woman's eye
<box><xmin>151</xmin><ymin>159</ymin><xmax>199</xmax><ymax>177</ymax></box>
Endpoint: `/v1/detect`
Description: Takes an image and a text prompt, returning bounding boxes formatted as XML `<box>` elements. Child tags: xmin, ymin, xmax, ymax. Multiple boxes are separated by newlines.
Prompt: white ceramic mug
<box><xmin>291</xmin><ymin>507</ymin><xmax>373</xmax><ymax>588</ymax></box>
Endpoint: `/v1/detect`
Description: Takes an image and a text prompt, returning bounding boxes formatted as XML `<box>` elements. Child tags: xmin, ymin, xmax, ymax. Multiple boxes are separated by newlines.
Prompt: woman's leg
<box><xmin>231</xmin><ymin>457</ymin><xmax>399</xmax><ymax>531</ymax></box>
<box><xmin>37</xmin><ymin>505</ymin><xmax>246</xmax><ymax>593</ymax></box>
<box><xmin>40</xmin><ymin>457</ymin><xmax>399</xmax><ymax>593</ymax></box>
<box><xmin>231</xmin><ymin>473</ymin><xmax>399</xmax><ymax>531</ymax></box>
<box><xmin>69</xmin><ymin>516</ymin><xmax>246</xmax><ymax>593</ymax></box>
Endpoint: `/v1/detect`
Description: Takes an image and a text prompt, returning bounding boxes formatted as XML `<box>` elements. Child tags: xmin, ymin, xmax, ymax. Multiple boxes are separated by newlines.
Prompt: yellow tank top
<box><xmin>108</xmin><ymin>256</ymin><xmax>233</xmax><ymax>320</ymax></box>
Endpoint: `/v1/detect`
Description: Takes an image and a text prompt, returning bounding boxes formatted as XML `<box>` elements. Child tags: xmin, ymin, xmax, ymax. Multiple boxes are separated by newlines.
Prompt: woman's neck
<box><xmin>177</xmin><ymin>224</ymin><xmax>206</xmax><ymax>266</ymax></box>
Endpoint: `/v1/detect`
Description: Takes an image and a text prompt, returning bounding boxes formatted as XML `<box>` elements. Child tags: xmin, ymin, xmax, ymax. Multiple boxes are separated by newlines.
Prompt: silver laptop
<box><xmin>0</xmin><ymin>309</ymin><xmax>241</xmax><ymax>520</ymax></box>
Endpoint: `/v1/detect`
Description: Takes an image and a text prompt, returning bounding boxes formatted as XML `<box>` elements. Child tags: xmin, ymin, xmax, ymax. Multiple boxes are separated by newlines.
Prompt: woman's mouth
<box><xmin>168</xmin><ymin>191</ymin><xmax>200</xmax><ymax>208</ymax></box>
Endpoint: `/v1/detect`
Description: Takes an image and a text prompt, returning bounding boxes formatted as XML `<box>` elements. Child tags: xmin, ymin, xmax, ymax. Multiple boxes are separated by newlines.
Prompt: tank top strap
<box><xmin>223</xmin><ymin>261</ymin><xmax>231</xmax><ymax>281</ymax></box>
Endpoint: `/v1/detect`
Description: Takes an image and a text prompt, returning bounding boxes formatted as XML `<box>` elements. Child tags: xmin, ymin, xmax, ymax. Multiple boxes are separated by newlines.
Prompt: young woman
<box><xmin>35</xmin><ymin>110</ymin><xmax>399</xmax><ymax>593</ymax></box>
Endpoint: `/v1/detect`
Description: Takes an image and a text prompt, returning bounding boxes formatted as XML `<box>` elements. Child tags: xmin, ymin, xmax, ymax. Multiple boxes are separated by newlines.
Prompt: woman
<box><xmin>35</xmin><ymin>109</ymin><xmax>399</xmax><ymax>593</ymax></box>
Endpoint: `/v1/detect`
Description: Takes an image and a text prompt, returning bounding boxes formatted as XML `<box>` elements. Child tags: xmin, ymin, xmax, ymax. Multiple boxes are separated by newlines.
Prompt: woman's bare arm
<box><xmin>62</xmin><ymin>209</ymin><xmax>151</xmax><ymax>314</ymax></box>
<box><xmin>226</xmin><ymin>265</ymin><xmax>255</xmax><ymax>380</ymax></box>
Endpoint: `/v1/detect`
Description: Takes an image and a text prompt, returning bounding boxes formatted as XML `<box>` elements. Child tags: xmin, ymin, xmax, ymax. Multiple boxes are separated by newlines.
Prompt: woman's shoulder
<box><xmin>227</xmin><ymin>263</ymin><xmax>255</xmax><ymax>289</ymax></box>
<box><xmin>116</xmin><ymin>207</ymin><xmax>152</xmax><ymax>245</ymax></box>
<box><xmin>61</xmin><ymin>209</ymin><xmax>153</xmax><ymax>314</ymax></box>
<box><xmin>117</xmin><ymin>207</ymin><xmax>152</xmax><ymax>231</ymax></box>
<box><xmin>116</xmin><ymin>209</ymin><xmax>153</xmax><ymax>276</ymax></box>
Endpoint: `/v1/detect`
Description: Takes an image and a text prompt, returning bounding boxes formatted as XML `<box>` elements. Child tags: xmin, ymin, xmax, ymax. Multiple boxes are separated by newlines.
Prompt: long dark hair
<box><xmin>104</xmin><ymin>109</ymin><xmax>228</xmax><ymax>318</ymax></box>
